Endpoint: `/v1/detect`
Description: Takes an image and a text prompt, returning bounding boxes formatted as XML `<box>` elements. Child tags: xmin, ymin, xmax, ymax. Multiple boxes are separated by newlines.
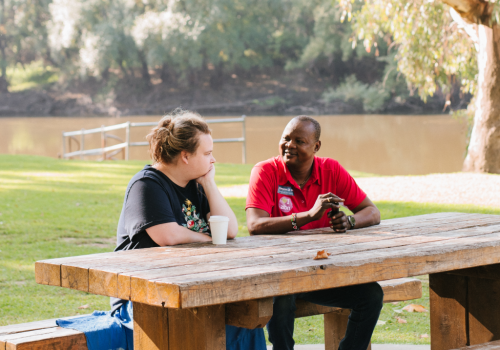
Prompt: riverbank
<box><xmin>0</xmin><ymin>70</ymin><xmax>451</xmax><ymax>117</ymax></box>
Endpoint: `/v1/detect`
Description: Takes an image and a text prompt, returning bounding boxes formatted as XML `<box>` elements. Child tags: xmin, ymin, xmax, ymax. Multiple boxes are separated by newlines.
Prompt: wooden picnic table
<box><xmin>35</xmin><ymin>212</ymin><xmax>500</xmax><ymax>350</ymax></box>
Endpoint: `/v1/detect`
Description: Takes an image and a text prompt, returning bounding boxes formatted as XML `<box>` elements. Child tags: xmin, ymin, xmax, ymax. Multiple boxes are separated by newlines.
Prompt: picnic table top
<box><xmin>35</xmin><ymin>212</ymin><xmax>500</xmax><ymax>309</ymax></box>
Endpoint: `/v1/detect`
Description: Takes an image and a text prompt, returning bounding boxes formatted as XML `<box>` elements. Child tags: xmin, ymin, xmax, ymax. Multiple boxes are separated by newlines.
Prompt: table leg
<box><xmin>133</xmin><ymin>302</ymin><xmax>226</xmax><ymax>350</ymax></box>
<box><xmin>467</xmin><ymin>276</ymin><xmax>500</xmax><ymax>344</ymax></box>
<box><xmin>431</xmin><ymin>268</ymin><xmax>500</xmax><ymax>350</ymax></box>
<box><xmin>324</xmin><ymin>310</ymin><xmax>371</xmax><ymax>350</ymax></box>
<box><xmin>429</xmin><ymin>272</ymin><xmax>468</xmax><ymax>350</ymax></box>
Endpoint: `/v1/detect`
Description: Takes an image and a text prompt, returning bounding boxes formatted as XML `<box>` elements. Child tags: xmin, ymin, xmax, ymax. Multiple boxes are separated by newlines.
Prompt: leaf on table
<box><xmin>78</xmin><ymin>304</ymin><xmax>89</xmax><ymax>309</ymax></box>
<box><xmin>403</xmin><ymin>304</ymin><xmax>428</xmax><ymax>313</ymax></box>
<box><xmin>313</xmin><ymin>250</ymin><xmax>331</xmax><ymax>260</ymax></box>
<box><xmin>396</xmin><ymin>317</ymin><xmax>407</xmax><ymax>324</ymax></box>
<box><xmin>420</xmin><ymin>334</ymin><xmax>429</xmax><ymax>338</ymax></box>
<box><xmin>376</xmin><ymin>320</ymin><xmax>386</xmax><ymax>326</ymax></box>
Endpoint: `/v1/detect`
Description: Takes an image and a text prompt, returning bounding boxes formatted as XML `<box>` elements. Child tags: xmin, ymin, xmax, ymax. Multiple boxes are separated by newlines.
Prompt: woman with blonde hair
<box><xmin>111</xmin><ymin>109</ymin><xmax>266</xmax><ymax>349</ymax></box>
<box><xmin>58</xmin><ymin>110</ymin><xmax>265</xmax><ymax>350</ymax></box>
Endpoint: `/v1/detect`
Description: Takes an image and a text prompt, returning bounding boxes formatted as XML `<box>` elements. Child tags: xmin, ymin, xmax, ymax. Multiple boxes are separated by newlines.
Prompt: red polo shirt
<box><xmin>246</xmin><ymin>156</ymin><xmax>367</xmax><ymax>230</ymax></box>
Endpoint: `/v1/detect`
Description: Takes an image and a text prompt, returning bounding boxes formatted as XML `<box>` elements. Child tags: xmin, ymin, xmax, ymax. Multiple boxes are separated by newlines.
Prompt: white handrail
<box><xmin>62</xmin><ymin>116</ymin><xmax>247</xmax><ymax>163</ymax></box>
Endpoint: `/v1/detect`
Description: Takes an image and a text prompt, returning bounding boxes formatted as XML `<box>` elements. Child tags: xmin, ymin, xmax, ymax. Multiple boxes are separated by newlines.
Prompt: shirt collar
<box><xmin>278</xmin><ymin>156</ymin><xmax>321</xmax><ymax>188</ymax></box>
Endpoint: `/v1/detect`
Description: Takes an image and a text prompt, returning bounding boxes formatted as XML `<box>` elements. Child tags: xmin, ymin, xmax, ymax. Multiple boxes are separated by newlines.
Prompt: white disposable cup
<box><xmin>209</xmin><ymin>216</ymin><xmax>229</xmax><ymax>244</ymax></box>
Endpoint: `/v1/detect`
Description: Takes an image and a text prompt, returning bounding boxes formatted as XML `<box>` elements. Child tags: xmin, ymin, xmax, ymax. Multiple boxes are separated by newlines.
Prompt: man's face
<box><xmin>279</xmin><ymin>120</ymin><xmax>320</xmax><ymax>167</ymax></box>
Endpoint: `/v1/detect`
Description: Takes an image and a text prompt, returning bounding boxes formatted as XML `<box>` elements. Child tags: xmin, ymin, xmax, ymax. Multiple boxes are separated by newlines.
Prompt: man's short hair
<box><xmin>293</xmin><ymin>115</ymin><xmax>321</xmax><ymax>141</ymax></box>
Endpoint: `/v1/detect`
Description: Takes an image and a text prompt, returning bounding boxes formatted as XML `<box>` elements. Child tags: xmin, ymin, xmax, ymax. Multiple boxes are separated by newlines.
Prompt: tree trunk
<box><xmin>138</xmin><ymin>50</ymin><xmax>151</xmax><ymax>87</ymax></box>
<box><xmin>463</xmin><ymin>24</ymin><xmax>500</xmax><ymax>173</ymax></box>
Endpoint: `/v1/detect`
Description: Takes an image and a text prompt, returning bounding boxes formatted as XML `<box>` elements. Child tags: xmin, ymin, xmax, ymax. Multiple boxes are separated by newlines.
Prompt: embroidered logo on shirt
<box><xmin>279</xmin><ymin>196</ymin><xmax>293</xmax><ymax>213</ymax></box>
<box><xmin>182</xmin><ymin>199</ymin><xmax>209</xmax><ymax>234</ymax></box>
<box><xmin>278</xmin><ymin>186</ymin><xmax>294</xmax><ymax>196</ymax></box>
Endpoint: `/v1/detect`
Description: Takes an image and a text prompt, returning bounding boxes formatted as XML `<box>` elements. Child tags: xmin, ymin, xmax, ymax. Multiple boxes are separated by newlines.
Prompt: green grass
<box><xmin>1</xmin><ymin>154</ymin><xmax>500</xmax><ymax>345</ymax></box>
<box><xmin>7</xmin><ymin>61</ymin><xmax>59</xmax><ymax>92</ymax></box>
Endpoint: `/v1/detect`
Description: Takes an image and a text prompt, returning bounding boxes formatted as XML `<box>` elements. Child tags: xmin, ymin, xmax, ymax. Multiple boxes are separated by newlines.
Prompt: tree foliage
<box><xmin>345</xmin><ymin>0</ymin><xmax>478</xmax><ymax>100</ymax></box>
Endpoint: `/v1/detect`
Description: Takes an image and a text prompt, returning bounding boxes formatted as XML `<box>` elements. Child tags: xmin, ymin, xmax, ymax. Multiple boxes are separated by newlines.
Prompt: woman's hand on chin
<box><xmin>196</xmin><ymin>165</ymin><xmax>216</xmax><ymax>188</ymax></box>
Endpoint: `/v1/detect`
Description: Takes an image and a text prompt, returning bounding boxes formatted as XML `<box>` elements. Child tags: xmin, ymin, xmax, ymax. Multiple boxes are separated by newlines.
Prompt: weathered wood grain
<box><xmin>150</xmin><ymin>231</ymin><xmax>500</xmax><ymax>307</ymax></box>
<box><xmin>168</xmin><ymin>304</ymin><xmax>225</xmax><ymax>350</ymax></box>
<box><xmin>133</xmin><ymin>301</ymin><xmax>169</xmax><ymax>350</ymax></box>
<box><xmin>34</xmin><ymin>213</ymin><xmax>500</xmax><ymax>309</ymax></box>
<box><xmin>430</xmin><ymin>273</ymin><xmax>468</xmax><ymax>350</ymax></box>
<box><xmin>1</xmin><ymin>327</ymin><xmax>86</xmax><ymax>350</ymax></box>
<box><xmin>225</xmin><ymin>298</ymin><xmax>273</xmax><ymax>329</ymax></box>
<box><xmin>378</xmin><ymin>278</ymin><xmax>423</xmax><ymax>303</ymax></box>
<box><xmin>35</xmin><ymin>212</ymin><xmax>484</xmax><ymax>291</ymax></box>
<box><xmin>324</xmin><ymin>311</ymin><xmax>349</xmax><ymax>350</ymax></box>
<box><xmin>452</xmin><ymin>339</ymin><xmax>500</xmax><ymax>349</ymax></box>
<box><xmin>121</xmin><ymin>221</ymin><xmax>500</xmax><ymax>305</ymax></box>
<box><xmin>468</xmin><ymin>277</ymin><xmax>500</xmax><ymax>345</ymax></box>
<box><xmin>449</xmin><ymin>263</ymin><xmax>500</xmax><ymax>280</ymax></box>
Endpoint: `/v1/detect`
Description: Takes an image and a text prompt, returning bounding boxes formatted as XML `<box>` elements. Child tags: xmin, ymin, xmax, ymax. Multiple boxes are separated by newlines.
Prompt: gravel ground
<box><xmin>219</xmin><ymin>173</ymin><xmax>500</xmax><ymax>207</ymax></box>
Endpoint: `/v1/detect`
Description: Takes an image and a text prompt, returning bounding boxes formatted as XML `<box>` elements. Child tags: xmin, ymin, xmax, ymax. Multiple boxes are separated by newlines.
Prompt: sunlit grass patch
<box><xmin>7</xmin><ymin>61</ymin><xmax>59</xmax><ymax>92</ymax></box>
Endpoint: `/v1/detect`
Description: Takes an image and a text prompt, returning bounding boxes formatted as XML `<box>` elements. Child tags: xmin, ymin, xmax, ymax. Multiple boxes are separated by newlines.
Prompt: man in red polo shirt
<box><xmin>246</xmin><ymin>116</ymin><xmax>383</xmax><ymax>350</ymax></box>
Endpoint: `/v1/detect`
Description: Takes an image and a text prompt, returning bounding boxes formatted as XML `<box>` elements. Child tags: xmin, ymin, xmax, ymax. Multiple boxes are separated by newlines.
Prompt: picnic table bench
<box><xmin>0</xmin><ymin>278</ymin><xmax>421</xmax><ymax>350</ymax></box>
<box><xmin>18</xmin><ymin>212</ymin><xmax>500</xmax><ymax>349</ymax></box>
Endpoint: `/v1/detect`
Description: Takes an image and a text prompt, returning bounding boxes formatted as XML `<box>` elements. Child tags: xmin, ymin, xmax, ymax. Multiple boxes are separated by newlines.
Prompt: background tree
<box><xmin>344</xmin><ymin>0</ymin><xmax>499</xmax><ymax>172</ymax></box>
<box><xmin>0</xmin><ymin>0</ymin><xmax>52</xmax><ymax>91</ymax></box>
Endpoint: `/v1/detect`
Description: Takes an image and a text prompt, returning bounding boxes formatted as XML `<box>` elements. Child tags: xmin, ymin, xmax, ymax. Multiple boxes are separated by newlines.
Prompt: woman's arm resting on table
<box><xmin>247</xmin><ymin>193</ymin><xmax>344</xmax><ymax>235</ymax></box>
<box><xmin>329</xmin><ymin>196</ymin><xmax>380</xmax><ymax>232</ymax></box>
<box><xmin>146</xmin><ymin>222</ymin><xmax>212</xmax><ymax>246</ymax></box>
<box><xmin>196</xmin><ymin>167</ymin><xmax>238</xmax><ymax>239</ymax></box>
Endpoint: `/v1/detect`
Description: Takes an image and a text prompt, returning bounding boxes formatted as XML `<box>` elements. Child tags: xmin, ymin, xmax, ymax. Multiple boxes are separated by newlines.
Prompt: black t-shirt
<box><xmin>111</xmin><ymin>165</ymin><xmax>210</xmax><ymax>312</ymax></box>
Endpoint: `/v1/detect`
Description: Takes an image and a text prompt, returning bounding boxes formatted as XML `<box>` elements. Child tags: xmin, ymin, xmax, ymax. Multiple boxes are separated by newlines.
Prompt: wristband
<box><xmin>291</xmin><ymin>213</ymin><xmax>299</xmax><ymax>230</ymax></box>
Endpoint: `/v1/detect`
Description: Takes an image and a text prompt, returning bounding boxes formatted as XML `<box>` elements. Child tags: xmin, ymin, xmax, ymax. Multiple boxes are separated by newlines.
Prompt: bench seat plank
<box><xmin>0</xmin><ymin>327</ymin><xmax>86</xmax><ymax>350</ymax></box>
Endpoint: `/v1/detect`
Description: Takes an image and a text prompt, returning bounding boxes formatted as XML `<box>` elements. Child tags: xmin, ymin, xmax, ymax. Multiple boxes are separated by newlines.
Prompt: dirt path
<box><xmin>219</xmin><ymin>172</ymin><xmax>500</xmax><ymax>207</ymax></box>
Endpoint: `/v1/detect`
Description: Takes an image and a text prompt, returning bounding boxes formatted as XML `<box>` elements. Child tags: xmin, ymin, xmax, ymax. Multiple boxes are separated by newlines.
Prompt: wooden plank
<box><xmin>168</xmin><ymin>305</ymin><xmax>225</xmax><ymax>350</ymax></box>
<box><xmin>429</xmin><ymin>272</ymin><xmax>468</xmax><ymax>350</ymax></box>
<box><xmin>324</xmin><ymin>311</ymin><xmax>349</xmax><ymax>350</ymax></box>
<box><xmin>449</xmin><ymin>263</ymin><xmax>500</xmax><ymax>280</ymax></box>
<box><xmin>0</xmin><ymin>320</ymin><xmax>57</xmax><ymax>336</ymax></box>
<box><xmin>225</xmin><ymin>298</ymin><xmax>273</xmax><ymax>329</ymax></box>
<box><xmin>378</xmin><ymin>278</ymin><xmax>422</xmax><ymax>303</ymax></box>
<box><xmin>131</xmin><ymin>227</ymin><xmax>500</xmax><ymax>307</ymax></box>
<box><xmin>61</xmin><ymin>265</ymin><xmax>89</xmax><ymax>292</ymax></box>
<box><xmin>294</xmin><ymin>278</ymin><xmax>421</xmax><ymax>317</ymax></box>
<box><xmin>121</xmin><ymin>221</ymin><xmax>500</xmax><ymax>305</ymax></box>
<box><xmin>167</xmin><ymin>232</ymin><xmax>500</xmax><ymax>308</ymax></box>
<box><xmin>133</xmin><ymin>301</ymin><xmax>169</xmax><ymax>350</ymax></box>
<box><xmin>0</xmin><ymin>315</ymin><xmax>84</xmax><ymax>336</ymax></box>
<box><xmin>114</xmin><ymin>219</ymin><xmax>500</xmax><ymax>302</ymax></box>
<box><xmin>35</xmin><ymin>212</ymin><xmax>479</xmax><ymax>290</ymax></box>
<box><xmin>453</xmin><ymin>340</ymin><xmax>500</xmax><ymax>349</ymax></box>
<box><xmin>2</xmin><ymin>327</ymin><xmax>86</xmax><ymax>350</ymax></box>
<box><xmin>295</xmin><ymin>300</ymin><xmax>346</xmax><ymax>318</ymax></box>
<box><xmin>41</xmin><ymin>234</ymin><xmax>330</xmax><ymax>293</ymax></box>
<box><xmin>468</xmin><ymin>277</ymin><xmax>500</xmax><ymax>345</ymax></box>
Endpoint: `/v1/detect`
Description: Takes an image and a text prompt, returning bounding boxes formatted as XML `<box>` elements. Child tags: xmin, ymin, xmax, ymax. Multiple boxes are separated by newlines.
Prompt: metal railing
<box><xmin>62</xmin><ymin>115</ymin><xmax>247</xmax><ymax>163</ymax></box>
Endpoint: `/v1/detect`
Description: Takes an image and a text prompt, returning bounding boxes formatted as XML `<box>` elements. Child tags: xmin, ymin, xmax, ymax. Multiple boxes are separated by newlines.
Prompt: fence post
<box><xmin>80</xmin><ymin>129</ymin><xmax>85</xmax><ymax>160</ymax></box>
<box><xmin>101</xmin><ymin>125</ymin><xmax>106</xmax><ymax>161</ymax></box>
<box><xmin>62</xmin><ymin>132</ymin><xmax>66</xmax><ymax>159</ymax></box>
<box><xmin>242</xmin><ymin>115</ymin><xmax>247</xmax><ymax>164</ymax></box>
<box><xmin>125</xmin><ymin>121</ymin><xmax>131</xmax><ymax>161</ymax></box>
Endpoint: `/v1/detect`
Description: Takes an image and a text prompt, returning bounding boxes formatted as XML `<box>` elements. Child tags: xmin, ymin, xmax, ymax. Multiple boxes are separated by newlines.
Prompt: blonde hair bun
<box><xmin>147</xmin><ymin>109</ymin><xmax>211</xmax><ymax>164</ymax></box>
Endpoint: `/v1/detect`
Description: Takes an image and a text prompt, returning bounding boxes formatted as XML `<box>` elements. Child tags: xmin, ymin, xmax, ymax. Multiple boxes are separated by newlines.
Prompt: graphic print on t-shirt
<box><xmin>182</xmin><ymin>199</ymin><xmax>209</xmax><ymax>234</ymax></box>
<box><xmin>278</xmin><ymin>196</ymin><xmax>293</xmax><ymax>213</ymax></box>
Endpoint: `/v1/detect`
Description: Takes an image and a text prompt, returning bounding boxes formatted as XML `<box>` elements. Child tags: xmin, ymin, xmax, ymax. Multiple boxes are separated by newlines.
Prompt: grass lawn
<box><xmin>2</xmin><ymin>155</ymin><xmax>500</xmax><ymax>344</ymax></box>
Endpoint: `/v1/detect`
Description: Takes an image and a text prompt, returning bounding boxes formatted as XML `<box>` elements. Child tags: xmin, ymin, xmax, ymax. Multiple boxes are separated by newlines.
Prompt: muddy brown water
<box><xmin>0</xmin><ymin>115</ymin><xmax>467</xmax><ymax>176</ymax></box>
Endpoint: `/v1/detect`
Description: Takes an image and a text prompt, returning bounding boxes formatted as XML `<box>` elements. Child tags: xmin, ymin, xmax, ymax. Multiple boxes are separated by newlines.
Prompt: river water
<box><xmin>0</xmin><ymin>115</ymin><xmax>467</xmax><ymax>175</ymax></box>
